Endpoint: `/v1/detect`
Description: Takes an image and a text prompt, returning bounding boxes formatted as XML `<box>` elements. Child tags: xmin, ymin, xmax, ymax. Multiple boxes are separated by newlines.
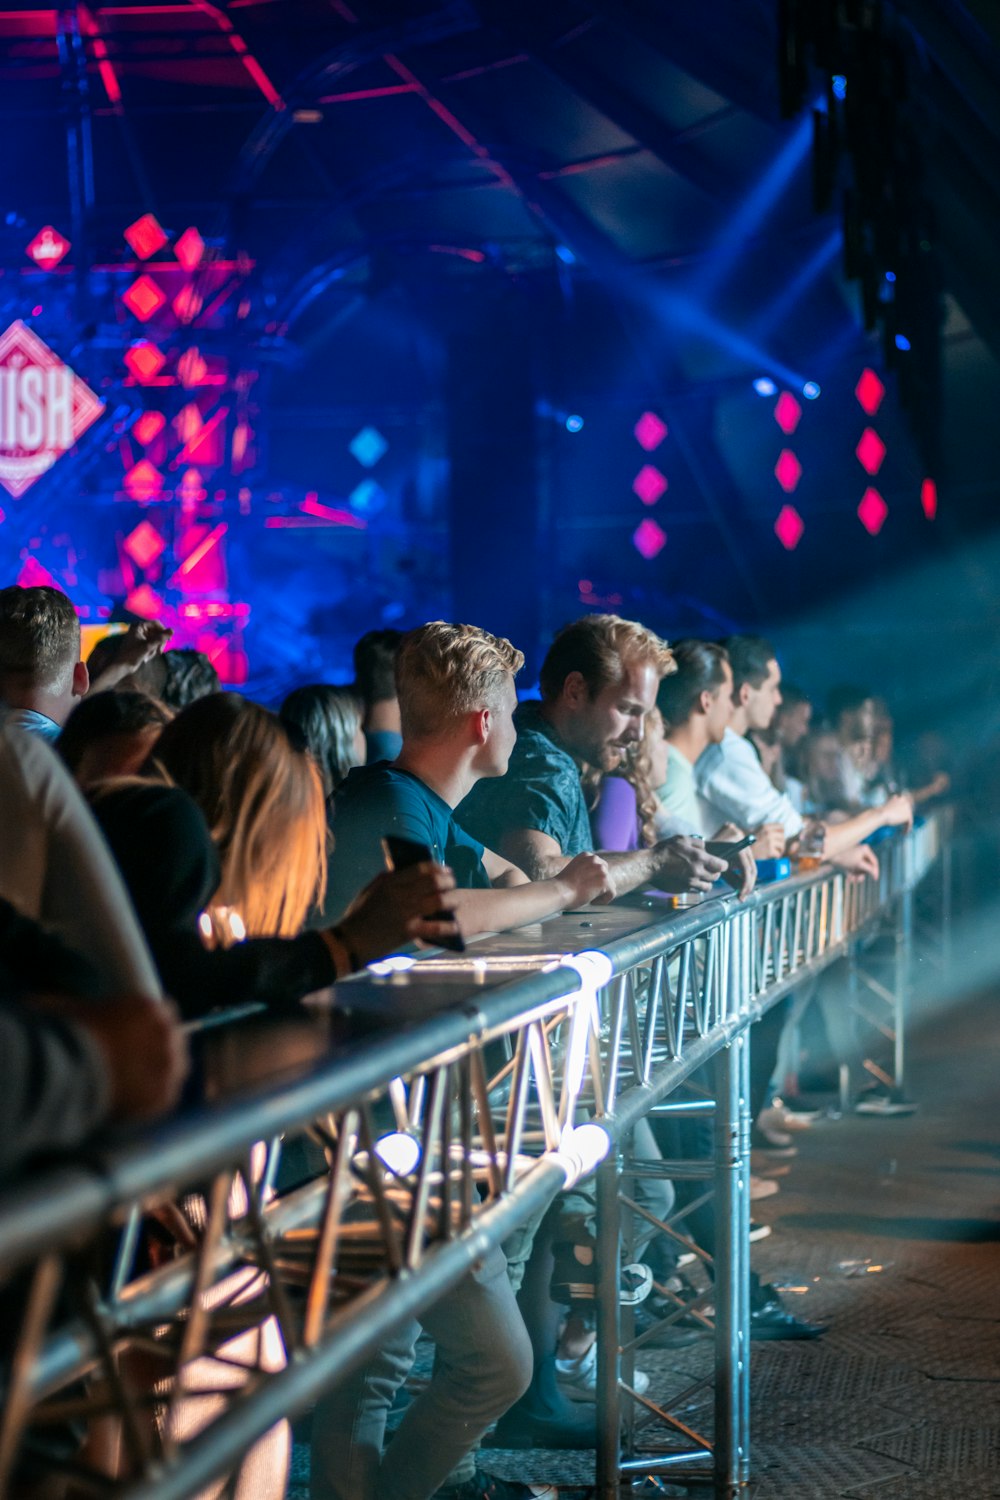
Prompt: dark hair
<box><xmin>539</xmin><ymin>615</ymin><xmax>673</xmax><ymax>701</ymax></box>
<box><xmin>353</xmin><ymin>629</ymin><xmax>403</xmax><ymax>707</ymax></box>
<box><xmin>722</xmin><ymin>636</ymin><xmax>776</xmax><ymax>697</ymax></box>
<box><xmin>827</xmin><ymin>683</ymin><xmax>873</xmax><ymax>724</ymax></box>
<box><xmin>0</xmin><ymin>585</ymin><xmax>79</xmax><ymax>690</ymax></box>
<box><xmin>775</xmin><ymin>683</ymin><xmax>810</xmax><ymax>714</ymax></box>
<box><xmin>656</xmin><ymin>640</ymin><xmax>729</xmax><ymax>727</ymax></box>
<box><xmin>57</xmin><ymin>690</ymin><xmax>171</xmax><ymax>774</ymax></box>
<box><xmin>280</xmin><ymin>683</ymin><xmax>363</xmax><ymax>795</ymax></box>
<box><xmin>127</xmin><ymin>647</ymin><xmax>220</xmax><ymax>710</ymax></box>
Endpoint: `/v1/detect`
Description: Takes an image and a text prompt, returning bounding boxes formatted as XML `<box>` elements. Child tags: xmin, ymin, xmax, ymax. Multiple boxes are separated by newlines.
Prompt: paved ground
<box><xmin>293</xmin><ymin>985</ymin><xmax>1000</xmax><ymax>1497</ymax></box>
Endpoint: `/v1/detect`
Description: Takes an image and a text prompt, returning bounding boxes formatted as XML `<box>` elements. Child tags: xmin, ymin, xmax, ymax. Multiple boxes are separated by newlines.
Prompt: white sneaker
<box><xmin>555</xmin><ymin>1341</ymin><xmax>650</xmax><ymax>1402</ymax></box>
<box><xmin>855</xmin><ymin>1096</ymin><xmax>917</xmax><ymax>1116</ymax></box>
<box><xmin>750</xmin><ymin>1174</ymin><xmax>779</xmax><ymax>1201</ymax></box>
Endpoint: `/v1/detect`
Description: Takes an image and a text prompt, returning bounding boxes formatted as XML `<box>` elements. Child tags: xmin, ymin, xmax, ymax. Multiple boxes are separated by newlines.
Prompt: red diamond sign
<box><xmin>855</xmin><ymin>427</ymin><xmax>886</xmax><ymax>476</ymax></box>
<box><xmin>774</xmin><ymin>449</ymin><xmax>802</xmax><ymax>493</ymax></box>
<box><xmin>122</xmin><ymin>275</ymin><xmax>166</xmax><ymax>323</ymax></box>
<box><xmin>124</xmin><ymin>340</ymin><xmax>165</xmax><ymax>384</ymax></box>
<box><xmin>854</xmin><ymin>368</ymin><xmax>885</xmax><ymax>417</ymax></box>
<box><xmin>774</xmin><ymin>393</ymin><xmax>802</xmax><ymax>436</ymax></box>
<box><xmin>858</xmin><ymin>487</ymin><xmax>888</xmax><ymax>535</ymax></box>
<box><xmin>124</xmin><ymin>214</ymin><xmax>167</xmax><ymax>261</ymax></box>
<box><xmin>26</xmin><ymin>225</ymin><xmax>71</xmax><ymax>270</ymax></box>
<box><xmin>0</xmin><ymin>320</ymin><xmax>104</xmax><ymax>497</ymax></box>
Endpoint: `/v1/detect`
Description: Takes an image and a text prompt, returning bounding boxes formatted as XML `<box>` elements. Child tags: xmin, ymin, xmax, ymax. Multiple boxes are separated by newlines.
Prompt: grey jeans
<box><xmin>310</xmin><ymin>1244</ymin><xmax>532</xmax><ymax>1500</ymax></box>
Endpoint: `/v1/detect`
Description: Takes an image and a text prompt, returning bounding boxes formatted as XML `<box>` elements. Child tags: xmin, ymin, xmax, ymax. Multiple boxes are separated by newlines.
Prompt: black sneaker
<box><xmin>749</xmin><ymin>1286</ymin><xmax>826</xmax><ymax>1340</ymax></box>
<box><xmin>551</xmin><ymin>1242</ymin><xmax>653</xmax><ymax>1307</ymax></box>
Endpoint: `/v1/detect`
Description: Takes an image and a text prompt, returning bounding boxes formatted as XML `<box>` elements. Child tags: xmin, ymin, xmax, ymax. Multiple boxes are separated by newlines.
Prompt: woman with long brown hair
<box><xmin>89</xmin><ymin>692</ymin><xmax>457</xmax><ymax>1015</ymax></box>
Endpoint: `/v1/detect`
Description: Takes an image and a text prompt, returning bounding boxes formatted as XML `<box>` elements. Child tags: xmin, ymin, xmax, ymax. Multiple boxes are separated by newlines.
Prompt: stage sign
<box><xmin>0</xmin><ymin>321</ymin><xmax>104</xmax><ymax>498</ymax></box>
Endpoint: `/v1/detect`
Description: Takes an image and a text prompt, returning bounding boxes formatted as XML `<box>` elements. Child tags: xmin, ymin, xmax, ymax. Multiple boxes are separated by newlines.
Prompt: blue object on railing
<box><xmin>755</xmin><ymin>857</ymin><xmax>791</xmax><ymax>882</ymax></box>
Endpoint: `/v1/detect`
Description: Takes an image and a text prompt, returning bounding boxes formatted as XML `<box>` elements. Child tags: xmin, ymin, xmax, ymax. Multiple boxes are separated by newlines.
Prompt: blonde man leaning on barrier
<box><xmin>312</xmin><ymin>622</ymin><xmax>611</xmax><ymax>1500</ymax></box>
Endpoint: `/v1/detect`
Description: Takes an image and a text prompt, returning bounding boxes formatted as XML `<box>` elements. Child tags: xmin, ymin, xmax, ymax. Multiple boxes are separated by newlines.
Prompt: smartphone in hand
<box><xmin>704</xmin><ymin>833</ymin><xmax>756</xmax><ymax>891</ymax></box>
<box><xmin>381</xmin><ymin>834</ymin><xmax>466</xmax><ymax>953</ymax></box>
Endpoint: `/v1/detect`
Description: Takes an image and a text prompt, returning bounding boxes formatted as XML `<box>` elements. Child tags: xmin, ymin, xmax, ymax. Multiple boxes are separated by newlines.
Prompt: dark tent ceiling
<box><xmin>1</xmin><ymin>2</ymin><xmax>997</xmax><ymax>406</ymax></box>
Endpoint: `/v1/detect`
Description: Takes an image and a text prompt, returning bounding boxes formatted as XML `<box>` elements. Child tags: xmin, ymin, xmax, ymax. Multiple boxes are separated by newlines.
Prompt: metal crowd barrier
<box><xmin>0</xmin><ymin>816</ymin><xmax>944</xmax><ymax>1499</ymax></box>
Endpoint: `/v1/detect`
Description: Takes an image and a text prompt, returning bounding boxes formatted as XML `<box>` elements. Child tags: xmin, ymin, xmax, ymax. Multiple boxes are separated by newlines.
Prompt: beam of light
<box><xmin>264</xmin><ymin>514</ymin><xmax>367</xmax><ymax>531</ymax></box>
<box><xmin>750</xmin><ymin>227</ymin><xmax>842</xmax><ymax>342</ymax></box>
<box><xmin>691</xmin><ymin>112</ymin><xmax>815</xmax><ymax>305</ymax></box>
<box><xmin>176</xmin><ymin>403</ymin><xmax>229</xmax><ymax>464</ymax></box>
<box><xmin>644</xmin><ymin>281</ymin><xmax>806</xmax><ymax>387</ymax></box>
<box><xmin>168</xmin><ymin>521</ymin><xmax>227</xmax><ymax>586</ymax></box>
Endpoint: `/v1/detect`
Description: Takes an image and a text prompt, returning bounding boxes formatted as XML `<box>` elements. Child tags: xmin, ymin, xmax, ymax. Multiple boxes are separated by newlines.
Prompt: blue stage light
<box><xmin>565</xmin><ymin>414</ymin><xmax>584</xmax><ymax>432</ymax></box>
<box><xmin>832</xmin><ymin>75</ymin><xmax>847</xmax><ymax>100</ymax></box>
<box><xmin>895</xmin><ymin>334</ymin><xmax>911</xmax><ymax>351</ymax></box>
<box><xmin>802</xmin><ymin>381</ymin><xmax>821</xmax><ymax>400</ymax></box>
<box><xmin>555</xmin><ymin>244</ymin><xmax>576</xmax><ymax>265</ymax></box>
<box><xmin>885</xmin><ymin>271</ymin><xmax>896</xmax><ymax>283</ymax></box>
<box><xmin>753</xmin><ymin>377</ymin><xmax>778</xmax><ymax>397</ymax></box>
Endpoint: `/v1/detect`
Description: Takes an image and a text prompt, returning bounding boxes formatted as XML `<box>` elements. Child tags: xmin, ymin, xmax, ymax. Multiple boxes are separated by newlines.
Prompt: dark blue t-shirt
<box><xmin>324</xmin><ymin>762</ymin><xmax>491</xmax><ymax>919</ymax></box>
<box><xmin>458</xmin><ymin>702</ymin><xmax>594</xmax><ymax>859</ymax></box>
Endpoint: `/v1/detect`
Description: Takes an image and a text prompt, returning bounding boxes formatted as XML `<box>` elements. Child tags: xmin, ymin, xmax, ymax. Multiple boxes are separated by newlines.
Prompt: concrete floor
<box><xmin>292</xmin><ymin>986</ymin><xmax>1000</xmax><ymax>1498</ymax></box>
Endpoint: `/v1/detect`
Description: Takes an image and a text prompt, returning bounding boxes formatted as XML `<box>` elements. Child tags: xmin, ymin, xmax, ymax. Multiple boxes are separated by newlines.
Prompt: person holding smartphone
<box><xmin>323</xmin><ymin>622</ymin><xmax>614</xmax><ymax>938</ymax></box>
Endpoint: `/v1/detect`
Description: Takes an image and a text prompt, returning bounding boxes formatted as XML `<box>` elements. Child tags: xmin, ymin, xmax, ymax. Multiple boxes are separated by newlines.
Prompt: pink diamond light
<box><xmin>921</xmin><ymin>477</ymin><xmax>938</xmax><ymax>520</ymax></box>
<box><xmin>174</xmin><ymin>226</ymin><xmax>205</xmax><ymax>271</ymax></box>
<box><xmin>633</xmin><ymin>518</ymin><xmax>666</xmax><ymax>559</ymax></box>
<box><xmin>858</xmin><ymin>487</ymin><xmax>888</xmax><ymax>535</ymax></box>
<box><xmin>774</xmin><ymin>449</ymin><xmax>802</xmax><ymax>493</ymax></box>
<box><xmin>123</xmin><ymin>458</ymin><xmax>163</xmax><ymax>502</ymax></box>
<box><xmin>855</xmin><ymin>368</ymin><xmax>885</xmax><ymax>416</ymax></box>
<box><xmin>122</xmin><ymin>275</ymin><xmax>166</xmax><ymax>322</ymax></box>
<box><xmin>133</xmin><ymin>411</ymin><xmax>166</xmax><ymax>446</ymax></box>
<box><xmin>856</xmin><ymin>427</ymin><xmax>886</xmax><ymax>475</ymax></box>
<box><xmin>634</xmin><ymin>411</ymin><xmax>668</xmax><ymax>451</ymax></box>
<box><xmin>123</xmin><ymin>519</ymin><xmax>165</xmax><ymax>571</ymax></box>
<box><xmin>774</xmin><ymin>504</ymin><xmax>804</xmax><ymax>550</ymax></box>
<box><xmin>774</xmin><ymin>392</ymin><xmax>802</xmax><ymax>435</ymax></box>
<box><xmin>124</xmin><ymin>583</ymin><xmax>164</xmax><ymax>619</ymax></box>
<box><xmin>633</xmin><ymin>465</ymin><xmax>667</xmax><ymax>505</ymax></box>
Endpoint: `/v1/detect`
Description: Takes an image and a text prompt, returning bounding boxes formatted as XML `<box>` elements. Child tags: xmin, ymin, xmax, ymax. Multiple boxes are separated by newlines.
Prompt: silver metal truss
<box><xmin>0</xmin><ymin>818</ymin><xmax>944</xmax><ymax>1499</ymax></box>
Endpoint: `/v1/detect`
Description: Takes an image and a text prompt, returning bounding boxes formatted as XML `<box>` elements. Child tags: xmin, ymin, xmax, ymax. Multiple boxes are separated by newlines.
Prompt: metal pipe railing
<box><xmin>0</xmin><ymin>816</ymin><xmax>944</xmax><ymax>1499</ymax></box>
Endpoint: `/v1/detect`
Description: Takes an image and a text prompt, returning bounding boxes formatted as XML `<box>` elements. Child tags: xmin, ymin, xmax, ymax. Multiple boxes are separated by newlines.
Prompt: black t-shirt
<box><xmin>91</xmin><ymin>782</ymin><xmax>337</xmax><ymax>1017</ymax></box>
<box><xmin>324</xmin><ymin>763</ymin><xmax>491</xmax><ymax>919</ymax></box>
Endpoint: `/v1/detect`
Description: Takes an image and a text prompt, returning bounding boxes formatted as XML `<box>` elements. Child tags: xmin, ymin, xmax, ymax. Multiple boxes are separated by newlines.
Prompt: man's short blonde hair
<box><xmin>540</xmin><ymin>614</ymin><xmax>674</xmax><ymax>701</ymax></box>
<box><xmin>396</xmin><ymin>622</ymin><xmax>524</xmax><ymax>739</ymax></box>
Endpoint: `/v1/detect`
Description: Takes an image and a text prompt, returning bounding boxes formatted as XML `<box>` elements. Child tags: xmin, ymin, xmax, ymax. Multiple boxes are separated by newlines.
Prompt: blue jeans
<box><xmin>310</xmin><ymin>1245</ymin><xmax>532</xmax><ymax>1500</ymax></box>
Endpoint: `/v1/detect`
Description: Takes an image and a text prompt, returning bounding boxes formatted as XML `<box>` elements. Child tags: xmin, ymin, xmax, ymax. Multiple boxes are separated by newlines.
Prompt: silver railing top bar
<box><xmin>0</xmin><ymin>816</ymin><xmax>944</xmax><ymax>1500</ymax></box>
<box><xmin>0</xmin><ymin>817</ymin><xmax>940</xmax><ymax>1275</ymax></box>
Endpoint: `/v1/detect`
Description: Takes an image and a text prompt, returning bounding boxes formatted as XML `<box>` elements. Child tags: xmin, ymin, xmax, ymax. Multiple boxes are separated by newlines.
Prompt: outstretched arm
<box><xmin>499</xmin><ymin>828</ymin><xmax>727</xmax><ymax>899</ymax></box>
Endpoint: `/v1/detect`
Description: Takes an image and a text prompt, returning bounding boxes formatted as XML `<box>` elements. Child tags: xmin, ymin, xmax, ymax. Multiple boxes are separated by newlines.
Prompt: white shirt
<box><xmin>695</xmin><ymin>727</ymin><xmax>804</xmax><ymax>839</ymax></box>
<box><xmin>654</xmin><ymin>742</ymin><xmax>705</xmax><ymax>838</ymax></box>
<box><xmin>0</xmin><ymin>716</ymin><xmax>162</xmax><ymax>997</ymax></box>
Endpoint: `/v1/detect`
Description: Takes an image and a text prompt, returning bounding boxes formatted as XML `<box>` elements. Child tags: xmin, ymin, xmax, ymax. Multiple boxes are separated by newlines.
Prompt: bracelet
<box><xmin>329</xmin><ymin>923</ymin><xmax>361</xmax><ymax>974</ymax></box>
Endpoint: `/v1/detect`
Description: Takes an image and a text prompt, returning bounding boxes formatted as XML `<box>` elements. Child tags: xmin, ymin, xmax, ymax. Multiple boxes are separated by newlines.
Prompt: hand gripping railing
<box><xmin>0</xmin><ymin>817</ymin><xmax>943</xmax><ymax>1499</ymax></box>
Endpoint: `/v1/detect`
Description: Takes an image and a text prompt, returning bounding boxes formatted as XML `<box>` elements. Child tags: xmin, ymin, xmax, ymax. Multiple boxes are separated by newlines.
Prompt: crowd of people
<box><xmin>0</xmin><ymin>584</ymin><xmax>947</xmax><ymax>1500</ymax></box>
